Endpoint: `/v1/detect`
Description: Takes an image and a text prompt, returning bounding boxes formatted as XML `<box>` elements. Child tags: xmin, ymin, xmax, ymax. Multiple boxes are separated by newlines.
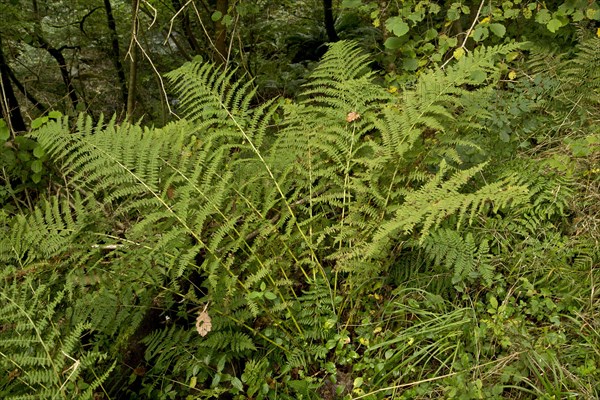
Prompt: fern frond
<box><xmin>0</xmin><ymin>274</ymin><xmax>111</xmax><ymax>399</ymax></box>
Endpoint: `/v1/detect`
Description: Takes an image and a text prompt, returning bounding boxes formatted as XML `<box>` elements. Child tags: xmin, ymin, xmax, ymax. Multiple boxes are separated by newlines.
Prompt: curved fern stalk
<box><xmin>33</xmin><ymin>110</ymin><xmax>308</xmax><ymax>345</ymax></box>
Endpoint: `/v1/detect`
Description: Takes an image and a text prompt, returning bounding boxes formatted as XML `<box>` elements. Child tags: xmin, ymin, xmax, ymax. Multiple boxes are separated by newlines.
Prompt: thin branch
<box><xmin>440</xmin><ymin>0</ymin><xmax>485</xmax><ymax>69</ymax></box>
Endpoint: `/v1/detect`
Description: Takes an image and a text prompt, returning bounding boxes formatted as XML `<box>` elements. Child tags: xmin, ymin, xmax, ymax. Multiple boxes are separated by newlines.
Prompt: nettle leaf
<box><xmin>385</xmin><ymin>16</ymin><xmax>410</xmax><ymax>37</ymax></box>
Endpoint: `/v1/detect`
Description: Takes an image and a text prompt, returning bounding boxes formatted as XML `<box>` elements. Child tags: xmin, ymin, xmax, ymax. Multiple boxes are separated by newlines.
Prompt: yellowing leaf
<box><xmin>508</xmin><ymin>70</ymin><xmax>517</xmax><ymax>80</ymax></box>
<box><xmin>597</xmin><ymin>27</ymin><xmax>600</xmax><ymax>37</ymax></box>
<box><xmin>480</xmin><ymin>16</ymin><xmax>491</xmax><ymax>24</ymax></box>
<box><xmin>453</xmin><ymin>47</ymin><xmax>465</xmax><ymax>60</ymax></box>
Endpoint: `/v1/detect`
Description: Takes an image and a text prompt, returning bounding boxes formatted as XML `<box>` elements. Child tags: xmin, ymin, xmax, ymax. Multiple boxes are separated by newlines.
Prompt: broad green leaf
<box><xmin>18</xmin><ymin>150</ymin><xmax>31</xmax><ymax>162</ymax></box>
<box><xmin>211</xmin><ymin>11</ymin><xmax>222</xmax><ymax>21</ymax></box>
<box><xmin>33</xmin><ymin>145</ymin><xmax>45</xmax><ymax>158</ymax></box>
<box><xmin>453</xmin><ymin>47</ymin><xmax>465</xmax><ymax>60</ymax></box>
<box><xmin>472</xmin><ymin>26</ymin><xmax>489</xmax><ymax>41</ymax></box>
<box><xmin>231</xmin><ymin>377</ymin><xmax>243</xmax><ymax>391</ymax></box>
<box><xmin>587</xmin><ymin>8</ymin><xmax>600</xmax><ymax>20</ymax></box>
<box><xmin>402</xmin><ymin>58</ymin><xmax>419</xmax><ymax>71</ymax></box>
<box><xmin>447</xmin><ymin>7</ymin><xmax>460</xmax><ymax>20</ymax></box>
<box><xmin>264</xmin><ymin>291</ymin><xmax>277</xmax><ymax>300</ymax></box>
<box><xmin>222</xmin><ymin>14</ymin><xmax>233</xmax><ymax>26</ymax></box>
<box><xmin>504</xmin><ymin>8</ymin><xmax>520</xmax><ymax>18</ymax></box>
<box><xmin>408</xmin><ymin>10</ymin><xmax>424</xmax><ymax>23</ymax></box>
<box><xmin>429</xmin><ymin>3</ymin><xmax>441</xmax><ymax>14</ymax></box>
<box><xmin>31</xmin><ymin>117</ymin><xmax>48</xmax><ymax>129</ymax></box>
<box><xmin>489</xmin><ymin>23</ymin><xmax>506</xmax><ymax>37</ymax></box>
<box><xmin>470</xmin><ymin>69</ymin><xmax>487</xmax><ymax>84</ymax></box>
<box><xmin>572</xmin><ymin>9</ymin><xmax>585</xmax><ymax>21</ymax></box>
<box><xmin>546</xmin><ymin>18</ymin><xmax>562</xmax><ymax>32</ymax></box>
<box><xmin>48</xmin><ymin>111</ymin><xmax>62</xmax><ymax>119</ymax></box>
<box><xmin>385</xmin><ymin>17</ymin><xmax>409</xmax><ymax>37</ymax></box>
<box><xmin>506</xmin><ymin>51</ymin><xmax>520</xmax><ymax>62</ymax></box>
<box><xmin>384</xmin><ymin>37</ymin><xmax>404</xmax><ymax>49</ymax></box>
<box><xmin>535</xmin><ymin>9</ymin><xmax>551</xmax><ymax>24</ymax></box>
<box><xmin>424</xmin><ymin>28</ymin><xmax>438</xmax><ymax>41</ymax></box>
<box><xmin>31</xmin><ymin>159</ymin><xmax>43</xmax><ymax>173</ymax></box>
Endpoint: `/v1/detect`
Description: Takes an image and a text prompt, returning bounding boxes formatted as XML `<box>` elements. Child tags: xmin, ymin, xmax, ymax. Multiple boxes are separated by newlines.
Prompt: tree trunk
<box><xmin>104</xmin><ymin>0</ymin><xmax>128</xmax><ymax>106</ymax></box>
<box><xmin>214</xmin><ymin>0</ymin><xmax>228</xmax><ymax>66</ymax></box>
<box><xmin>0</xmin><ymin>35</ymin><xmax>26</xmax><ymax>133</ymax></box>
<box><xmin>323</xmin><ymin>0</ymin><xmax>338</xmax><ymax>42</ymax></box>
<box><xmin>127</xmin><ymin>0</ymin><xmax>139</xmax><ymax>120</ymax></box>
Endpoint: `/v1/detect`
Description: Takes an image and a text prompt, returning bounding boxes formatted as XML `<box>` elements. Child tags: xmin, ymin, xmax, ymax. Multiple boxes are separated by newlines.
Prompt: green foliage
<box><xmin>344</xmin><ymin>0</ymin><xmax>599</xmax><ymax>84</ymax></box>
<box><xmin>0</xmin><ymin>114</ymin><xmax>62</xmax><ymax>210</ymax></box>
<box><xmin>0</xmin><ymin>37</ymin><xmax>599</xmax><ymax>399</ymax></box>
<box><xmin>0</xmin><ymin>272</ymin><xmax>114</xmax><ymax>399</ymax></box>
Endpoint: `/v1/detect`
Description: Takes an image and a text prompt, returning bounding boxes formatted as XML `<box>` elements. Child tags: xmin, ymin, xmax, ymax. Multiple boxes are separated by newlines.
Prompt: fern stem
<box><xmin>215</xmin><ymin>94</ymin><xmax>336</xmax><ymax>316</ymax></box>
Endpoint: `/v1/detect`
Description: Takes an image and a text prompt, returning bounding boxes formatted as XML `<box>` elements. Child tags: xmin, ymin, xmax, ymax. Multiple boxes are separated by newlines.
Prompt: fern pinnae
<box><xmin>170</xmin><ymin>59</ymin><xmax>334</xmax><ymax>304</ymax></box>
<box><xmin>162</xmin><ymin>154</ymin><xmax>306</xmax><ymax>310</ymax></box>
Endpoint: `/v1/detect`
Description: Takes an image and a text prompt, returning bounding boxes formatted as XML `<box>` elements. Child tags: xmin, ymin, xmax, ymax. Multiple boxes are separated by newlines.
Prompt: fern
<box><xmin>423</xmin><ymin>228</ymin><xmax>493</xmax><ymax>286</ymax></box>
<box><xmin>0</xmin><ymin>40</ymin><xmax>538</xmax><ymax>397</ymax></box>
<box><xmin>0</xmin><ymin>273</ymin><xmax>113</xmax><ymax>399</ymax></box>
<box><xmin>559</xmin><ymin>35</ymin><xmax>600</xmax><ymax>112</ymax></box>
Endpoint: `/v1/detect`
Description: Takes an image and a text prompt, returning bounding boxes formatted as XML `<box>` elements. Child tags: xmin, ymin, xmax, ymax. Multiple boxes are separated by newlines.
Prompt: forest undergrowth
<box><xmin>0</xmin><ymin>36</ymin><xmax>599</xmax><ymax>400</ymax></box>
